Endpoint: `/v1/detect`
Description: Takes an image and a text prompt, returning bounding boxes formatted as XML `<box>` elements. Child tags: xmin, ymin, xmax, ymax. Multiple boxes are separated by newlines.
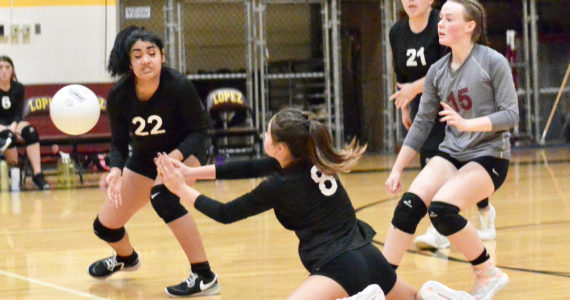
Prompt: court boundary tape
<box><xmin>355</xmin><ymin>197</ymin><xmax>570</xmax><ymax>279</ymax></box>
<box><xmin>0</xmin><ymin>269</ymin><xmax>108</xmax><ymax>299</ymax></box>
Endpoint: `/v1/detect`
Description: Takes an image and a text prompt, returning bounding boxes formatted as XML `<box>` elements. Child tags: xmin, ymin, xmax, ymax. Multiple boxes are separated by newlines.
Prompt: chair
<box><xmin>206</xmin><ymin>88</ymin><xmax>262</xmax><ymax>163</ymax></box>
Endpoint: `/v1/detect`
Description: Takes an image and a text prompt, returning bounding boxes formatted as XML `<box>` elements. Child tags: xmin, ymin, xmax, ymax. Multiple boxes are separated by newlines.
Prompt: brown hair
<box><xmin>270</xmin><ymin>108</ymin><xmax>366</xmax><ymax>175</ymax></box>
<box><xmin>0</xmin><ymin>56</ymin><xmax>18</xmax><ymax>82</ymax></box>
<box><xmin>449</xmin><ymin>0</ymin><xmax>488</xmax><ymax>45</ymax></box>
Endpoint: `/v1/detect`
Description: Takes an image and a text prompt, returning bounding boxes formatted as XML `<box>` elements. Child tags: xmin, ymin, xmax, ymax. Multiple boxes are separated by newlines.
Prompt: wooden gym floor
<box><xmin>0</xmin><ymin>146</ymin><xmax>569</xmax><ymax>299</ymax></box>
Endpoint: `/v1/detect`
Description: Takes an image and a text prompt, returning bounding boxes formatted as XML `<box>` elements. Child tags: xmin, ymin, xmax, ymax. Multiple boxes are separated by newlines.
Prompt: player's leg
<box><xmin>414</xmin><ymin>151</ymin><xmax>451</xmax><ymax>250</ymax></box>
<box><xmin>287</xmin><ymin>275</ymin><xmax>352</xmax><ymax>300</ymax></box>
<box><xmin>88</xmin><ymin>167</ymin><xmax>153</xmax><ymax>279</ymax></box>
<box><xmin>428</xmin><ymin>159</ymin><xmax>509</xmax><ymax>299</ymax></box>
<box><xmin>476</xmin><ymin>198</ymin><xmax>496</xmax><ymax>240</ymax></box>
<box><xmin>155</xmin><ymin>153</ymin><xmax>220</xmax><ymax>297</ymax></box>
<box><xmin>383</xmin><ymin>156</ymin><xmax>457</xmax><ymax>269</ymax></box>
<box><xmin>15</xmin><ymin>121</ymin><xmax>49</xmax><ymax>189</ymax></box>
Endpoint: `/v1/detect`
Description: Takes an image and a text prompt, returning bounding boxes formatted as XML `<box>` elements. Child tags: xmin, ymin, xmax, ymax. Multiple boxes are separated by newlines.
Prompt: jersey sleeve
<box><xmin>175</xmin><ymin>78</ymin><xmax>210</xmax><ymax>160</ymax></box>
<box><xmin>107</xmin><ymin>87</ymin><xmax>130</xmax><ymax>169</ymax></box>
<box><xmin>194</xmin><ymin>177</ymin><xmax>280</xmax><ymax>224</ymax></box>
<box><xmin>403</xmin><ymin>64</ymin><xmax>441</xmax><ymax>151</ymax></box>
<box><xmin>487</xmin><ymin>55</ymin><xmax>519</xmax><ymax>131</ymax></box>
<box><xmin>216</xmin><ymin>156</ymin><xmax>281</xmax><ymax>179</ymax></box>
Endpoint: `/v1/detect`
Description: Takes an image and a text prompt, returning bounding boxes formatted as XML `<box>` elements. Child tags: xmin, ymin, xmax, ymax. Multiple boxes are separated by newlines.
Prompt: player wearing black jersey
<box><xmin>87</xmin><ymin>27</ymin><xmax>220</xmax><ymax>297</ymax></box>
<box><xmin>388</xmin><ymin>0</ymin><xmax>496</xmax><ymax>251</ymax></box>
<box><xmin>155</xmin><ymin>108</ymin><xmax>474</xmax><ymax>300</ymax></box>
<box><xmin>0</xmin><ymin>56</ymin><xmax>50</xmax><ymax>190</ymax></box>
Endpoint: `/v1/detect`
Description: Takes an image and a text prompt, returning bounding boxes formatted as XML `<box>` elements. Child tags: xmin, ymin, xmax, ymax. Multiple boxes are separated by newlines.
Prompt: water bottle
<box><xmin>57</xmin><ymin>152</ymin><xmax>74</xmax><ymax>189</ymax></box>
<box><xmin>10</xmin><ymin>167</ymin><xmax>20</xmax><ymax>192</ymax></box>
<box><xmin>0</xmin><ymin>160</ymin><xmax>8</xmax><ymax>192</ymax></box>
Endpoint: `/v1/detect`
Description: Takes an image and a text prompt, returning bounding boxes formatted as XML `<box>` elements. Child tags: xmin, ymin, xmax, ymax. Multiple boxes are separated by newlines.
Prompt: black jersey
<box><xmin>390</xmin><ymin>9</ymin><xmax>446</xmax><ymax>152</ymax></box>
<box><xmin>107</xmin><ymin>67</ymin><xmax>209</xmax><ymax>169</ymax></box>
<box><xmin>0</xmin><ymin>81</ymin><xmax>25</xmax><ymax>125</ymax></box>
<box><xmin>195</xmin><ymin>157</ymin><xmax>376</xmax><ymax>272</ymax></box>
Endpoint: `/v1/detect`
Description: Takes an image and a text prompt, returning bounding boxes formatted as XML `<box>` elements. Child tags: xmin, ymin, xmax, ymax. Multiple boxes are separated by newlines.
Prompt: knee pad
<box><xmin>428</xmin><ymin>201</ymin><xmax>467</xmax><ymax>236</ymax></box>
<box><xmin>391</xmin><ymin>192</ymin><xmax>427</xmax><ymax>234</ymax></box>
<box><xmin>21</xmin><ymin>125</ymin><xmax>39</xmax><ymax>145</ymax></box>
<box><xmin>93</xmin><ymin>216</ymin><xmax>126</xmax><ymax>243</ymax></box>
<box><xmin>0</xmin><ymin>129</ymin><xmax>17</xmax><ymax>149</ymax></box>
<box><xmin>150</xmin><ymin>184</ymin><xmax>188</xmax><ymax>223</ymax></box>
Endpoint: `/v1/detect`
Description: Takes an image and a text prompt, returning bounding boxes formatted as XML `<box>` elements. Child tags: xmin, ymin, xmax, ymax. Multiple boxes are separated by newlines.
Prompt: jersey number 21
<box><xmin>406</xmin><ymin>47</ymin><xmax>426</xmax><ymax>67</ymax></box>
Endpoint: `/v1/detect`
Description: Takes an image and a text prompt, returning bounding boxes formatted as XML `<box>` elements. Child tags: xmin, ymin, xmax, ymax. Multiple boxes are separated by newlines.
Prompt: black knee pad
<box><xmin>0</xmin><ymin>129</ymin><xmax>17</xmax><ymax>149</ymax></box>
<box><xmin>21</xmin><ymin>125</ymin><xmax>39</xmax><ymax>145</ymax></box>
<box><xmin>391</xmin><ymin>192</ymin><xmax>427</xmax><ymax>234</ymax></box>
<box><xmin>93</xmin><ymin>216</ymin><xmax>126</xmax><ymax>243</ymax></box>
<box><xmin>428</xmin><ymin>201</ymin><xmax>468</xmax><ymax>236</ymax></box>
<box><xmin>150</xmin><ymin>184</ymin><xmax>188</xmax><ymax>223</ymax></box>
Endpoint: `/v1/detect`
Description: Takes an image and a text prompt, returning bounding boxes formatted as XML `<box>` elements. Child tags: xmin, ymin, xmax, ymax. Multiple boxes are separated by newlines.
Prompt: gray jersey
<box><xmin>404</xmin><ymin>44</ymin><xmax>519</xmax><ymax>160</ymax></box>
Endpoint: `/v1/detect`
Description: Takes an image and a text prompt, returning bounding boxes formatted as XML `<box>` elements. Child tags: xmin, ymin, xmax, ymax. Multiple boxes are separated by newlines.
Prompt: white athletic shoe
<box><xmin>419</xmin><ymin>281</ymin><xmax>475</xmax><ymax>300</ymax></box>
<box><xmin>471</xmin><ymin>266</ymin><xmax>509</xmax><ymax>300</ymax></box>
<box><xmin>477</xmin><ymin>204</ymin><xmax>496</xmax><ymax>241</ymax></box>
<box><xmin>414</xmin><ymin>225</ymin><xmax>451</xmax><ymax>250</ymax></box>
<box><xmin>337</xmin><ymin>284</ymin><xmax>385</xmax><ymax>300</ymax></box>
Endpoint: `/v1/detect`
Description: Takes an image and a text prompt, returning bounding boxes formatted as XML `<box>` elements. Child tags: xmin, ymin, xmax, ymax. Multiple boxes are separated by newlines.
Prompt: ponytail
<box><xmin>271</xmin><ymin>108</ymin><xmax>366</xmax><ymax>175</ymax></box>
<box><xmin>107</xmin><ymin>26</ymin><xmax>165</xmax><ymax>77</ymax></box>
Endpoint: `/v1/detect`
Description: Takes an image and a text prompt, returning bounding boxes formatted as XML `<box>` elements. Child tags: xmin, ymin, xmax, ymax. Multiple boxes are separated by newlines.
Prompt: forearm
<box><xmin>392</xmin><ymin>145</ymin><xmax>417</xmax><ymax>173</ymax></box>
<box><xmin>190</xmin><ymin>165</ymin><xmax>216</xmax><ymax>180</ymax></box>
<box><xmin>412</xmin><ymin>77</ymin><xmax>425</xmax><ymax>95</ymax></box>
<box><xmin>466</xmin><ymin>116</ymin><xmax>493</xmax><ymax>132</ymax></box>
<box><xmin>177</xmin><ymin>185</ymin><xmax>202</xmax><ymax>207</ymax></box>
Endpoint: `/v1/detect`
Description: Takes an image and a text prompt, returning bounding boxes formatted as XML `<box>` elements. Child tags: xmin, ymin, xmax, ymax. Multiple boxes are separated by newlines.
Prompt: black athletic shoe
<box><xmin>87</xmin><ymin>255</ymin><xmax>141</xmax><ymax>279</ymax></box>
<box><xmin>32</xmin><ymin>173</ymin><xmax>50</xmax><ymax>190</ymax></box>
<box><xmin>165</xmin><ymin>272</ymin><xmax>220</xmax><ymax>297</ymax></box>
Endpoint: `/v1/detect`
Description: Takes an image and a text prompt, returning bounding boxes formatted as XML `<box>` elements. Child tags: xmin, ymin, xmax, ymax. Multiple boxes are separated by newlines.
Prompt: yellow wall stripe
<box><xmin>0</xmin><ymin>0</ymin><xmax>116</xmax><ymax>7</ymax></box>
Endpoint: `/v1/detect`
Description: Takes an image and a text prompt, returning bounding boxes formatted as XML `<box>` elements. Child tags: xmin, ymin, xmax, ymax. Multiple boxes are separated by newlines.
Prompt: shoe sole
<box><xmin>87</xmin><ymin>259</ymin><xmax>141</xmax><ymax>280</ymax></box>
<box><xmin>477</xmin><ymin>229</ymin><xmax>496</xmax><ymax>241</ymax></box>
<box><xmin>420</xmin><ymin>281</ymin><xmax>474</xmax><ymax>300</ymax></box>
<box><xmin>414</xmin><ymin>239</ymin><xmax>451</xmax><ymax>250</ymax></box>
<box><xmin>475</xmin><ymin>273</ymin><xmax>509</xmax><ymax>300</ymax></box>
<box><xmin>165</xmin><ymin>282</ymin><xmax>221</xmax><ymax>298</ymax></box>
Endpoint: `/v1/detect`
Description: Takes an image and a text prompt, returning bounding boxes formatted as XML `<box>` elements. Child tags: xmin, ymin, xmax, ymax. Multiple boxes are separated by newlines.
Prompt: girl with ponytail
<box><xmin>155</xmin><ymin>108</ymin><xmax>473</xmax><ymax>299</ymax></box>
<box><xmin>384</xmin><ymin>0</ymin><xmax>516</xmax><ymax>299</ymax></box>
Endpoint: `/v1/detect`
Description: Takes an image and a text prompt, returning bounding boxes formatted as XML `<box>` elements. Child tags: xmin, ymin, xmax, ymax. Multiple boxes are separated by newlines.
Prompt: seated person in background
<box><xmin>0</xmin><ymin>55</ymin><xmax>50</xmax><ymax>190</ymax></box>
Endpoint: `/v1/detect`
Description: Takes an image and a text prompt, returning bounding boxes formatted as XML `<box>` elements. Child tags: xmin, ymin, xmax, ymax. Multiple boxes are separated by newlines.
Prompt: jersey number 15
<box><xmin>446</xmin><ymin>88</ymin><xmax>472</xmax><ymax>112</ymax></box>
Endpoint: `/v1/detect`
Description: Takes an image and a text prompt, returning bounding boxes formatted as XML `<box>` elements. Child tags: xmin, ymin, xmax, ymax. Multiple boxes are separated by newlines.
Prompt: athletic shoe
<box><xmin>414</xmin><ymin>225</ymin><xmax>451</xmax><ymax>250</ymax></box>
<box><xmin>477</xmin><ymin>204</ymin><xmax>496</xmax><ymax>241</ymax></box>
<box><xmin>0</xmin><ymin>137</ymin><xmax>12</xmax><ymax>152</ymax></box>
<box><xmin>471</xmin><ymin>266</ymin><xmax>509</xmax><ymax>300</ymax></box>
<box><xmin>87</xmin><ymin>255</ymin><xmax>141</xmax><ymax>279</ymax></box>
<box><xmin>32</xmin><ymin>173</ymin><xmax>51</xmax><ymax>190</ymax></box>
<box><xmin>419</xmin><ymin>281</ymin><xmax>475</xmax><ymax>300</ymax></box>
<box><xmin>337</xmin><ymin>284</ymin><xmax>385</xmax><ymax>300</ymax></box>
<box><xmin>165</xmin><ymin>272</ymin><xmax>221</xmax><ymax>297</ymax></box>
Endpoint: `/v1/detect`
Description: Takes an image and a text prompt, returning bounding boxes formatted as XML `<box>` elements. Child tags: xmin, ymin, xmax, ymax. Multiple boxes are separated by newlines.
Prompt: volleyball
<box><xmin>50</xmin><ymin>84</ymin><xmax>101</xmax><ymax>135</ymax></box>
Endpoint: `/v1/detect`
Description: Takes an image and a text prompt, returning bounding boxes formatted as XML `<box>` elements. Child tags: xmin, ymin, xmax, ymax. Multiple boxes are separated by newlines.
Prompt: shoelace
<box><xmin>103</xmin><ymin>256</ymin><xmax>121</xmax><ymax>271</ymax></box>
<box><xmin>184</xmin><ymin>273</ymin><xmax>199</xmax><ymax>288</ymax></box>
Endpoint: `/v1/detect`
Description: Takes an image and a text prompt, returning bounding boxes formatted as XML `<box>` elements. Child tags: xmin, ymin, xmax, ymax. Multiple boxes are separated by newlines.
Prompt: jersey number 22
<box><xmin>132</xmin><ymin>115</ymin><xmax>166</xmax><ymax>136</ymax></box>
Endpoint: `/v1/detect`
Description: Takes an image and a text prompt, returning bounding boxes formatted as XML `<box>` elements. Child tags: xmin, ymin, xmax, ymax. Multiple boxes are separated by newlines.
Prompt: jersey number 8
<box><xmin>310</xmin><ymin>166</ymin><xmax>338</xmax><ymax>196</ymax></box>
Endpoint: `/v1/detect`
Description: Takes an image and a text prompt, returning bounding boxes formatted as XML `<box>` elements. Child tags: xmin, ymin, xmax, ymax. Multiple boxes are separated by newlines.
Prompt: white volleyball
<box><xmin>50</xmin><ymin>85</ymin><xmax>101</xmax><ymax>135</ymax></box>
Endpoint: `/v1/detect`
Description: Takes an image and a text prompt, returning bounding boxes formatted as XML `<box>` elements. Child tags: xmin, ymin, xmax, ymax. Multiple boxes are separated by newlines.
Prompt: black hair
<box><xmin>107</xmin><ymin>26</ymin><xmax>165</xmax><ymax>77</ymax></box>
